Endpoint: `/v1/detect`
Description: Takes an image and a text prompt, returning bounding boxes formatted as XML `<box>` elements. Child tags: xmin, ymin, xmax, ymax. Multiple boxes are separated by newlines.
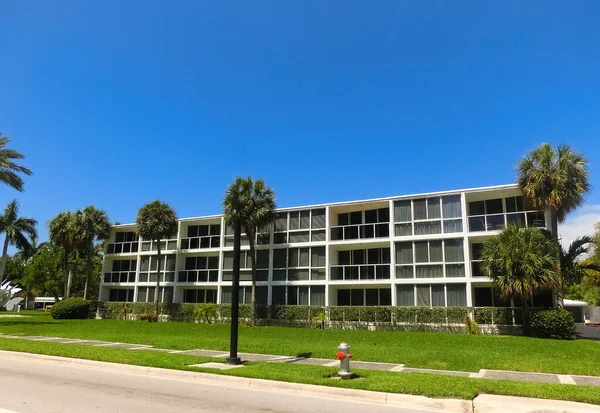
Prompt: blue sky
<box><xmin>0</xmin><ymin>1</ymin><xmax>599</xmax><ymax>244</ymax></box>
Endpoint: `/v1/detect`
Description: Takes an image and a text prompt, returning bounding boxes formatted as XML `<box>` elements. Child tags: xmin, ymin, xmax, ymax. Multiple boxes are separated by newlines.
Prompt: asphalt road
<box><xmin>0</xmin><ymin>356</ymin><xmax>432</xmax><ymax>413</ymax></box>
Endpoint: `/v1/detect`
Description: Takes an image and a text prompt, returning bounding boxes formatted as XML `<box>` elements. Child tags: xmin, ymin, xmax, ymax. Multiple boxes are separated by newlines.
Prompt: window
<box><xmin>311</xmin><ymin>209</ymin><xmax>326</xmax><ymax>229</ymax></box>
<box><xmin>182</xmin><ymin>224</ymin><xmax>220</xmax><ymax>249</ymax></box>
<box><xmin>444</xmin><ymin>239</ymin><xmax>464</xmax><ymax>262</ymax></box>
<box><xmin>221</xmin><ymin>286</ymin><xmax>267</xmax><ymax>305</ymax></box>
<box><xmin>105</xmin><ymin>259</ymin><xmax>137</xmax><ymax>283</ymax></box>
<box><xmin>179</xmin><ymin>255</ymin><xmax>219</xmax><ymax>283</ymax></box>
<box><xmin>138</xmin><ymin>255</ymin><xmax>176</xmax><ymax>283</ymax></box>
<box><xmin>414</xmin><ymin>221</ymin><xmax>441</xmax><ymax>235</ymax></box>
<box><xmin>447</xmin><ymin>284</ymin><xmax>467</xmax><ymax>306</ymax></box>
<box><xmin>182</xmin><ymin>289</ymin><xmax>217</xmax><ymax>303</ymax></box>
<box><xmin>397</xmin><ymin>285</ymin><xmax>414</xmax><ymax>306</ymax></box>
<box><xmin>505</xmin><ymin>196</ymin><xmax>524</xmax><ymax>213</ymax></box>
<box><xmin>109</xmin><ymin>288</ymin><xmax>134</xmax><ymax>302</ymax></box>
<box><xmin>416</xmin><ymin>286</ymin><xmax>430</xmax><ymax>306</ymax></box>
<box><xmin>394</xmin><ymin>200</ymin><xmax>412</xmax><ymax>222</ymax></box>
<box><xmin>335</xmin><ymin>288</ymin><xmax>392</xmax><ymax>306</ymax></box>
<box><xmin>442</xmin><ymin>195</ymin><xmax>462</xmax><ymax>218</ymax></box>
<box><xmin>107</xmin><ymin>231</ymin><xmax>139</xmax><ymax>254</ymax></box>
<box><xmin>432</xmin><ymin>284</ymin><xmax>445</xmax><ymax>307</ymax></box>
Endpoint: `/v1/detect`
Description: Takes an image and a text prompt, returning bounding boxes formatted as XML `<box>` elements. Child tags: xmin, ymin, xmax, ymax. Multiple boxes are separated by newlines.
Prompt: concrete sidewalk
<box><xmin>2</xmin><ymin>333</ymin><xmax>600</xmax><ymax>387</ymax></box>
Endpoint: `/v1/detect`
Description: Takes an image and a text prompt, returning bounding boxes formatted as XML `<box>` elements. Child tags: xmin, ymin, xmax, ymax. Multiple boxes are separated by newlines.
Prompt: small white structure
<box><xmin>32</xmin><ymin>297</ymin><xmax>60</xmax><ymax>310</ymax></box>
<box><xmin>564</xmin><ymin>299</ymin><xmax>587</xmax><ymax>323</ymax></box>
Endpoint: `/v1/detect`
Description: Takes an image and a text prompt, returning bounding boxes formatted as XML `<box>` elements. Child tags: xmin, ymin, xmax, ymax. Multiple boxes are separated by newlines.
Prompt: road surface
<box><xmin>0</xmin><ymin>355</ymin><xmax>433</xmax><ymax>413</ymax></box>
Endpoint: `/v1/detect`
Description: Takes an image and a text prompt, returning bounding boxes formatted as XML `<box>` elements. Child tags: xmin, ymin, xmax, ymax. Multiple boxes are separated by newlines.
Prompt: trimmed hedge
<box><xmin>529</xmin><ymin>309</ymin><xmax>575</xmax><ymax>340</ymax></box>
<box><xmin>51</xmin><ymin>298</ymin><xmax>94</xmax><ymax>319</ymax></box>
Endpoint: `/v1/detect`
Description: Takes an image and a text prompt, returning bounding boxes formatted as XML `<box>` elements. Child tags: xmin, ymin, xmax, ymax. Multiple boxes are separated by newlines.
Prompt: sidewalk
<box><xmin>1</xmin><ymin>333</ymin><xmax>599</xmax><ymax>387</ymax></box>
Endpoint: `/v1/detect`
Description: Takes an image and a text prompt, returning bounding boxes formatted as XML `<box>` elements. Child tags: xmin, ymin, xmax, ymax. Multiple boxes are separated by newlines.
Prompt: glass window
<box><xmin>416</xmin><ymin>286</ymin><xmax>430</xmax><ymax>306</ymax></box>
<box><xmin>289</xmin><ymin>211</ymin><xmax>300</xmax><ymax>230</ymax></box>
<box><xmin>365</xmin><ymin>209</ymin><xmax>378</xmax><ymax>224</ymax></box>
<box><xmin>338</xmin><ymin>213</ymin><xmax>349</xmax><ymax>226</ymax></box>
<box><xmin>442</xmin><ymin>195</ymin><xmax>462</xmax><ymax>218</ymax></box>
<box><xmin>427</xmin><ymin>197</ymin><xmax>441</xmax><ymax>219</ymax></box>
<box><xmin>311</xmin><ymin>247</ymin><xmax>325</xmax><ymax>267</ymax></box>
<box><xmin>299</xmin><ymin>286</ymin><xmax>309</xmax><ymax>305</ymax></box>
<box><xmin>414</xmin><ymin>242</ymin><xmax>429</xmax><ymax>263</ymax></box>
<box><xmin>432</xmin><ymin>285</ymin><xmax>445</xmax><ymax>306</ymax></box>
<box><xmin>310</xmin><ymin>286</ymin><xmax>325</xmax><ymax>306</ymax></box>
<box><xmin>396</xmin><ymin>242</ymin><xmax>413</xmax><ymax>264</ymax></box>
<box><xmin>505</xmin><ymin>196</ymin><xmax>524</xmax><ymax>213</ymax></box>
<box><xmin>350</xmin><ymin>289</ymin><xmax>364</xmax><ymax>306</ymax></box>
<box><xmin>337</xmin><ymin>289</ymin><xmax>350</xmax><ymax>306</ymax></box>
<box><xmin>289</xmin><ymin>231</ymin><xmax>310</xmax><ymax>243</ymax></box>
<box><xmin>396</xmin><ymin>265</ymin><xmax>414</xmax><ymax>278</ymax></box>
<box><xmin>443</xmin><ymin>219</ymin><xmax>463</xmax><ymax>233</ymax></box>
<box><xmin>485</xmin><ymin>198</ymin><xmax>503</xmax><ymax>214</ymax></box>
<box><xmin>275</xmin><ymin>213</ymin><xmax>287</xmax><ymax>232</ymax></box>
<box><xmin>413</xmin><ymin>199</ymin><xmax>427</xmax><ymax>220</ymax></box>
<box><xmin>256</xmin><ymin>250</ymin><xmax>269</xmax><ymax>269</ymax></box>
<box><xmin>273</xmin><ymin>249</ymin><xmax>287</xmax><ymax>268</ymax></box>
<box><xmin>311</xmin><ymin>209</ymin><xmax>326</xmax><ymax>229</ymax></box>
<box><xmin>474</xmin><ymin>287</ymin><xmax>493</xmax><ymax>307</ymax></box>
<box><xmin>444</xmin><ymin>239</ymin><xmax>464</xmax><ymax>263</ymax></box>
<box><xmin>416</xmin><ymin>265</ymin><xmax>443</xmax><ymax>278</ymax></box>
<box><xmin>469</xmin><ymin>201</ymin><xmax>485</xmax><ymax>216</ymax></box>
<box><xmin>394</xmin><ymin>200</ymin><xmax>412</xmax><ymax>222</ymax></box>
<box><xmin>350</xmin><ymin>211</ymin><xmax>362</xmax><ymax>225</ymax></box>
<box><xmin>338</xmin><ymin>250</ymin><xmax>351</xmax><ymax>266</ymax></box>
<box><xmin>378</xmin><ymin>208</ymin><xmax>390</xmax><ymax>223</ymax></box>
<box><xmin>446</xmin><ymin>264</ymin><xmax>465</xmax><ymax>277</ymax></box>
<box><xmin>137</xmin><ymin>287</ymin><xmax>147</xmax><ymax>303</ymax></box>
<box><xmin>414</xmin><ymin>221</ymin><xmax>441</xmax><ymax>235</ymax></box>
<box><xmin>380</xmin><ymin>288</ymin><xmax>392</xmax><ymax>306</ymax></box>
<box><xmin>223</xmin><ymin>252</ymin><xmax>233</xmax><ymax>269</ymax></box>
<box><xmin>299</xmin><ymin>248</ymin><xmax>310</xmax><ymax>267</ymax></box>
<box><xmin>429</xmin><ymin>241</ymin><xmax>443</xmax><ymax>262</ymax></box>
<box><xmin>397</xmin><ymin>285</ymin><xmax>414</xmax><ymax>306</ymax></box>
<box><xmin>365</xmin><ymin>289</ymin><xmax>378</xmax><ymax>306</ymax></box>
<box><xmin>395</xmin><ymin>223</ymin><xmax>412</xmax><ymax>236</ymax></box>
<box><xmin>447</xmin><ymin>284</ymin><xmax>467</xmax><ymax>306</ymax></box>
<box><xmin>311</xmin><ymin>230</ymin><xmax>326</xmax><ymax>242</ymax></box>
<box><xmin>272</xmin><ymin>286</ymin><xmax>286</xmax><ymax>305</ymax></box>
<box><xmin>288</xmin><ymin>248</ymin><xmax>299</xmax><ymax>267</ymax></box>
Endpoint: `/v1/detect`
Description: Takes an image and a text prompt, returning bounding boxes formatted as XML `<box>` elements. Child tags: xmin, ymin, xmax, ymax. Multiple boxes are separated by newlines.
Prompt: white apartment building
<box><xmin>99</xmin><ymin>184</ymin><xmax>554</xmax><ymax>308</ymax></box>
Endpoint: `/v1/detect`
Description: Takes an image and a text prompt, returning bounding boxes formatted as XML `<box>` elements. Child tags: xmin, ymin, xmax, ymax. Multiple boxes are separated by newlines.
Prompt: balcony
<box><xmin>330</xmin><ymin>264</ymin><xmax>391</xmax><ymax>281</ymax></box>
<box><xmin>468</xmin><ymin>211</ymin><xmax>545</xmax><ymax>233</ymax></box>
<box><xmin>103</xmin><ymin>271</ymin><xmax>136</xmax><ymax>283</ymax></box>
<box><xmin>330</xmin><ymin>223</ymin><xmax>389</xmax><ymax>241</ymax></box>
<box><xmin>177</xmin><ymin>269</ymin><xmax>219</xmax><ymax>283</ymax></box>
<box><xmin>106</xmin><ymin>242</ymin><xmax>139</xmax><ymax>254</ymax></box>
<box><xmin>180</xmin><ymin>235</ymin><xmax>220</xmax><ymax>250</ymax></box>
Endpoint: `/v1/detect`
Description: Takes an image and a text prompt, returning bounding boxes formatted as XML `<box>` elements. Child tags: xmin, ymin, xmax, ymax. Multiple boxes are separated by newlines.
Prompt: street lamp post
<box><xmin>227</xmin><ymin>220</ymin><xmax>242</xmax><ymax>365</ymax></box>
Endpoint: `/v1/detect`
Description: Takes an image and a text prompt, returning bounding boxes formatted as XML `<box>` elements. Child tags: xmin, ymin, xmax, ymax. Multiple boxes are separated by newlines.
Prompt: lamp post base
<box><xmin>226</xmin><ymin>357</ymin><xmax>242</xmax><ymax>365</ymax></box>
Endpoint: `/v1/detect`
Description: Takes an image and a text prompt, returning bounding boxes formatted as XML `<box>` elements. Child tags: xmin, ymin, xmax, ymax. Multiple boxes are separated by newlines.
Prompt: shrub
<box><xmin>313</xmin><ymin>311</ymin><xmax>327</xmax><ymax>329</ymax></box>
<box><xmin>193</xmin><ymin>303</ymin><xmax>217</xmax><ymax>324</ymax></box>
<box><xmin>139</xmin><ymin>313</ymin><xmax>158</xmax><ymax>322</ymax></box>
<box><xmin>464</xmin><ymin>315</ymin><xmax>480</xmax><ymax>335</ymax></box>
<box><xmin>529</xmin><ymin>308</ymin><xmax>575</xmax><ymax>340</ymax></box>
<box><xmin>50</xmin><ymin>298</ymin><xmax>93</xmax><ymax>319</ymax></box>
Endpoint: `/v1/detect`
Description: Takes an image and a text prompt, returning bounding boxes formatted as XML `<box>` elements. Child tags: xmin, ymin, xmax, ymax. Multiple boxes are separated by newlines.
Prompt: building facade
<box><xmin>99</xmin><ymin>184</ymin><xmax>552</xmax><ymax>308</ymax></box>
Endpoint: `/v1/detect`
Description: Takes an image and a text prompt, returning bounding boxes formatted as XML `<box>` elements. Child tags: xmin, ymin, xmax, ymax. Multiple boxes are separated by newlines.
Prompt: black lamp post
<box><xmin>227</xmin><ymin>220</ymin><xmax>242</xmax><ymax>365</ymax></box>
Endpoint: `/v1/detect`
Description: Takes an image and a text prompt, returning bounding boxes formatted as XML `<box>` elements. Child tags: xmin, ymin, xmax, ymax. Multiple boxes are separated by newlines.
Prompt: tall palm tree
<box><xmin>517</xmin><ymin>143</ymin><xmax>590</xmax><ymax>307</ymax></box>
<box><xmin>223</xmin><ymin>176</ymin><xmax>276</xmax><ymax>324</ymax></box>
<box><xmin>136</xmin><ymin>201</ymin><xmax>178</xmax><ymax>316</ymax></box>
<box><xmin>560</xmin><ymin>236</ymin><xmax>600</xmax><ymax>287</ymax></box>
<box><xmin>48</xmin><ymin>211</ymin><xmax>79</xmax><ymax>298</ymax></box>
<box><xmin>73</xmin><ymin>206</ymin><xmax>111</xmax><ymax>299</ymax></box>
<box><xmin>14</xmin><ymin>235</ymin><xmax>48</xmax><ymax>264</ymax></box>
<box><xmin>480</xmin><ymin>223</ymin><xmax>559</xmax><ymax>335</ymax></box>
<box><xmin>0</xmin><ymin>200</ymin><xmax>37</xmax><ymax>284</ymax></box>
<box><xmin>0</xmin><ymin>133</ymin><xmax>32</xmax><ymax>192</ymax></box>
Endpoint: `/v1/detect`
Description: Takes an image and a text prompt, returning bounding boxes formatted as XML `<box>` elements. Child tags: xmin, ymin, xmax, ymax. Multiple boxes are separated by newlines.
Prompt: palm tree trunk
<box><xmin>0</xmin><ymin>236</ymin><xmax>10</xmax><ymax>285</ymax></box>
<box><xmin>521</xmin><ymin>296</ymin><xmax>530</xmax><ymax>336</ymax></box>
<box><xmin>155</xmin><ymin>241</ymin><xmax>162</xmax><ymax>317</ymax></box>
<box><xmin>549</xmin><ymin>207</ymin><xmax>564</xmax><ymax>308</ymax></box>
<box><xmin>66</xmin><ymin>269</ymin><xmax>73</xmax><ymax>298</ymax></box>
<box><xmin>248</xmin><ymin>233</ymin><xmax>257</xmax><ymax>326</ymax></box>
<box><xmin>63</xmin><ymin>251</ymin><xmax>69</xmax><ymax>298</ymax></box>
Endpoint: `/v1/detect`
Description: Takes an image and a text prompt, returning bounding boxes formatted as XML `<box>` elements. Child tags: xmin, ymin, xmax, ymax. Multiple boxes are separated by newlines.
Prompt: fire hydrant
<box><xmin>336</xmin><ymin>341</ymin><xmax>353</xmax><ymax>379</ymax></box>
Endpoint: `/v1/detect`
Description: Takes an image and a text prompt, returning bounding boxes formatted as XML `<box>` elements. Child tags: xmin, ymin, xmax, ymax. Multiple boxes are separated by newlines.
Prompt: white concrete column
<box><xmin>389</xmin><ymin>199</ymin><xmax>397</xmax><ymax>306</ymax></box>
<box><xmin>461</xmin><ymin>192</ymin><xmax>473</xmax><ymax>307</ymax></box>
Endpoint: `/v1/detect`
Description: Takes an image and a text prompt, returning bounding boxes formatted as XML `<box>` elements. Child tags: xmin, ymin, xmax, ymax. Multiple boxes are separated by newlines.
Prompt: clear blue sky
<box><xmin>1</xmin><ymin>1</ymin><xmax>599</xmax><ymax>243</ymax></box>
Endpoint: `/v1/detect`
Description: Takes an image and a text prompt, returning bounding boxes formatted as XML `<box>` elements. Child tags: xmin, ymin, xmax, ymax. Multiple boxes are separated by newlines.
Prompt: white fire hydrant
<box><xmin>336</xmin><ymin>341</ymin><xmax>353</xmax><ymax>379</ymax></box>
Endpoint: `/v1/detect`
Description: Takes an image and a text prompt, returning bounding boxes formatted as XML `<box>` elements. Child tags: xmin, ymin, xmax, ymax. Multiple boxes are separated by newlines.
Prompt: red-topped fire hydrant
<box><xmin>336</xmin><ymin>341</ymin><xmax>353</xmax><ymax>379</ymax></box>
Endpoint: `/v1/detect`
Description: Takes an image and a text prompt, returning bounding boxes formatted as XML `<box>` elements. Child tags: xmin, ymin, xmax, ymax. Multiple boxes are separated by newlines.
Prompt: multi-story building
<box><xmin>99</xmin><ymin>183</ymin><xmax>553</xmax><ymax>308</ymax></box>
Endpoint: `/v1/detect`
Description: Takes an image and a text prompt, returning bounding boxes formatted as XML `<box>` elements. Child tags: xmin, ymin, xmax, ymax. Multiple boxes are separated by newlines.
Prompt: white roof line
<box><xmin>112</xmin><ymin>183</ymin><xmax>518</xmax><ymax>227</ymax></box>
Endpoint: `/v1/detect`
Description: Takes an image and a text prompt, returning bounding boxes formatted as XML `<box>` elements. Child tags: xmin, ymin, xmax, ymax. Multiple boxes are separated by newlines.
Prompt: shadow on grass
<box><xmin>0</xmin><ymin>321</ymin><xmax>58</xmax><ymax>327</ymax></box>
<box><xmin>295</xmin><ymin>352</ymin><xmax>312</xmax><ymax>358</ymax></box>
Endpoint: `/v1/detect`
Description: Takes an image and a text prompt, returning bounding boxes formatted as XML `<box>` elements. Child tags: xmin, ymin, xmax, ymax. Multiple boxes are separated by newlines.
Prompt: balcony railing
<box><xmin>330</xmin><ymin>264</ymin><xmax>391</xmax><ymax>281</ymax></box>
<box><xmin>468</xmin><ymin>211</ymin><xmax>545</xmax><ymax>233</ymax></box>
<box><xmin>177</xmin><ymin>269</ymin><xmax>219</xmax><ymax>283</ymax></box>
<box><xmin>106</xmin><ymin>242</ymin><xmax>139</xmax><ymax>254</ymax></box>
<box><xmin>180</xmin><ymin>235</ymin><xmax>220</xmax><ymax>250</ymax></box>
<box><xmin>330</xmin><ymin>223</ymin><xmax>389</xmax><ymax>241</ymax></box>
<box><xmin>103</xmin><ymin>271</ymin><xmax>136</xmax><ymax>283</ymax></box>
<box><xmin>140</xmin><ymin>239</ymin><xmax>178</xmax><ymax>252</ymax></box>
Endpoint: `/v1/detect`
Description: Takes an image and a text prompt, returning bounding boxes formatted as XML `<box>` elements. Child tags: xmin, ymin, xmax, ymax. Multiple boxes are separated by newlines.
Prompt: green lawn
<box><xmin>0</xmin><ymin>337</ymin><xmax>599</xmax><ymax>406</ymax></box>
<box><xmin>1</xmin><ymin>312</ymin><xmax>599</xmax><ymax>376</ymax></box>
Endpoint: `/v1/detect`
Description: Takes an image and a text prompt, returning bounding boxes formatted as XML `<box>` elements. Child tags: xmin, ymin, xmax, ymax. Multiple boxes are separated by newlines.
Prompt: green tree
<box><xmin>480</xmin><ymin>223</ymin><xmax>559</xmax><ymax>335</ymax></box>
<box><xmin>22</xmin><ymin>243</ymin><xmax>64</xmax><ymax>301</ymax></box>
<box><xmin>48</xmin><ymin>211</ymin><xmax>79</xmax><ymax>298</ymax></box>
<box><xmin>135</xmin><ymin>201</ymin><xmax>178</xmax><ymax>316</ymax></box>
<box><xmin>73</xmin><ymin>206</ymin><xmax>110</xmax><ymax>299</ymax></box>
<box><xmin>0</xmin><ymin>133</ymin><xmax>32</xmax><ymax>192</ymax></box>
<box><xmin>560</xmin><ymin>236</ymin><xmax>600</xmax><ymax>287</ymax></box>
<box><xmin>223</xmin><ymin>176</ymin><xmax>276</xmax><ymax>324</ymax></box>
<box><xmin>0</xmin><ymin>200</ymin><xmax>37</xmax><ymax>284</ymax></box>
<box><xmin>517</xmin><ymin>143</ymin><xmax>590</xmax><ymax>307</ymax></box>
<box><xmin>14</xmin><ymin>236</ymin><xmax>48</xmax><ymax>264</ymax></box>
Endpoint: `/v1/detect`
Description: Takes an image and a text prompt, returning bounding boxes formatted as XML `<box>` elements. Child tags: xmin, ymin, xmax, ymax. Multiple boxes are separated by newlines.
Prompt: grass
<box><xmin>0</xmin><ymin>337</ymin><xmax>598</xmax><ymax>405</ymax></box>
<box><xmin>2</xmin><ymin>312</ymin><xmax>600</xmax><ymax>376</ymax></box>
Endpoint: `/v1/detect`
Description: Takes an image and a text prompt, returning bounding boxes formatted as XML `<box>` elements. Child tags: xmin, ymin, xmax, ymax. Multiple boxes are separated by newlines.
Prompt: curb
<box><xmin>0</xmin><ymin>350</ymin><xmax>472</xmax><ymax>413</ymax></box>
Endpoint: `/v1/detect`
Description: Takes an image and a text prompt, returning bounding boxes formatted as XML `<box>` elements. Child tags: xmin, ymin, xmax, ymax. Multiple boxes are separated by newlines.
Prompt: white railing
<box><xmin>330</xmin><ymin>223</ymin><xmax>389</xmax><ymax>241</ymax></box>
<box><xmin>180</xmin><ymin>235</ymin><xmax>221</xmax><ymax>250</ymax></box>
<box><xmin>103</xmin><ymin>271</ymin><xmax>136</xmax><ymax>283</ymax></box>
<box><xmin>468</xmin><ymin>211</ymin><xmax>545</xmax><ymax>232</ymax></box>
<box><xmin>177</xmin><ymin>269</ymin><xmax>219</xmax><ymax>283</ymax></box>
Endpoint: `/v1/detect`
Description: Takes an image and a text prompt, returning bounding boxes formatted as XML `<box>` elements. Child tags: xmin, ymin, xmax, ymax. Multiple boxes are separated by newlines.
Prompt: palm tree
<box><xmin>48</xmin><ymin>211</ymin><xmax>79</xmax><ymax>298</ymax></box>
<box><xmin>223</xmin><ymin>176</ymin><xmax>276</xmax><ymax>324</ymax></box>
<box><xmin>0</xmin><ymin>200</ymin><xmax>37</xmax><ymax>284</ymax></box>
<box><xmin>73</xmin><ymin>206</ymin><xmax>111</xmax><ymax>299</ymax></box>
<box><xmin>560</xmin><ymin>236</ymin><xmax>600</xmax><ymax>287</ymax></box>
<box><xmin>517</xmin><ymin>143</ymin><xmax>590</xmax><ymax>307</ymax></box>
<box><xmin>136</xmin><ymin>201</ymin><xmax>178</xmax><ymax>316</ymax></box>
<box><xmin>480</xmin><ymin>223</ymin><xmax>559</xmax><ymax>335</ymax></box>
<box><xmin>14</xmin><ymin>235</ymin><xmax>48</xmax><ymax>264</ymax></box>
<box><xmin>0</xmin><ymin>133</ymin><xmax>32</xmax><ymax>192</ymax></box>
